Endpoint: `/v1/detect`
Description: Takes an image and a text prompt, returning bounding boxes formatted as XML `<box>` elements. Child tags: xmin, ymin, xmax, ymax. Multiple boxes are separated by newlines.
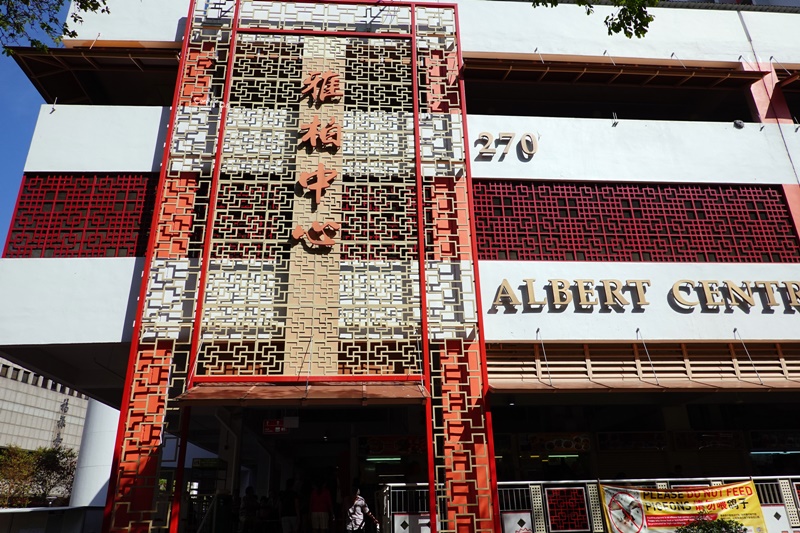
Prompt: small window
<box><xmin>20</xmin><ymin>371</ymin><xmax>30</xmax><ymax>384</ymax></box>
<box><xmin>0</xmin><ymin>365</ymin><xmax>8</xmax><ymax>378</ymax></box>
<box><xmin>11</xmin><ymin>368</ymin><xmax>19</xmax><ymax>380</ymax></box>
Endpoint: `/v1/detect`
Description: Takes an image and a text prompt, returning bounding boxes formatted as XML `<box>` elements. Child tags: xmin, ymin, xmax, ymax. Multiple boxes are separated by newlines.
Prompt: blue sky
<box><xmin>0</xmin><ymin>55</ymin><xmax>42</xmax><ymax>250</ymax></box>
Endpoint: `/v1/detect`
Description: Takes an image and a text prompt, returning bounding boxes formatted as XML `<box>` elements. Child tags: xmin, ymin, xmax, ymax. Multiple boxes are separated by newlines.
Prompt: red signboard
<box><xmin>263</xmin><ymin>419</ymin><xmax>288</xmax><ymax>434</ymax></box>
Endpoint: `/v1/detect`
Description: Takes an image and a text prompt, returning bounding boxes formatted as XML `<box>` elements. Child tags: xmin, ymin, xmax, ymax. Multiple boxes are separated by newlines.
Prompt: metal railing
<box><xmin>381</xmin><ymin>476</ymin><xmax>800</xmax><ymax>533</ymax></box>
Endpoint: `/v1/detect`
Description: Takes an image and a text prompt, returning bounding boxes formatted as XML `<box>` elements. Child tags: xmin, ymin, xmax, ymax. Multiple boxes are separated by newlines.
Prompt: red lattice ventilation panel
<box><xmin>3</xmin><ymin>173</ymin><xmax>157</xmax><ymax>258</ymax></box>
<box><xmin>473</xmin><ymin>181</ymin><xmax>800</xmax><ymax>262</ymax></box>
<box><xmin>545</xmin><ymin>487</ymin><xmax>591</xmax><ymax>532</ymax></box>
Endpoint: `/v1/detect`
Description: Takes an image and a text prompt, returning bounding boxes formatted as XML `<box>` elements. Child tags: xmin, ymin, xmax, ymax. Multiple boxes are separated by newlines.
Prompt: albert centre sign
<box><xmin>492</xmin><ymin>278</ymin><xmax>800</xmax><ymax>312</ymax></box>
<box><xmin>479</xmin><ymin>262</ymin><xmax>800</xmax><ymax>342</ymax></box>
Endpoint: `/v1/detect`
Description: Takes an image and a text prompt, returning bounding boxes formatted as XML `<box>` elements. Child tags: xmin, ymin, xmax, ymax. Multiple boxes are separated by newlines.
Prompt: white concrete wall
<box><xmin>785</xmin><ymin>123</ymin><xmax>800</xmax><ymax>174</ymax></box>
<box><xmin>65</xmin><ymin>0</ymin><xmax>188</xmax><ymax>47</ymax></box>
<box><xmin>24</xmin><ymin>105</ymin><xmax>168</xmax><ymax>173</ymax></box>
<box><xmin>458</xmin><ymin>0</ymin><xmax>800</xmax><ymax>64</ymax></box>
<box><xmin>0</xmin><ymin>258</ymin><xmax>143</xmax><ymax>345</ymax></box>
<box><xmin>0</xmin><ymin>367</ymin><xmax>88</xmax><ymax>452</ymax></box>
<box><xmin>479</xmin><ymin>261</ymin><xmax>800</xmax><ymax>342</ymax></box>
<box><xmin>460</xmin><ymin>1</ymin><xmax>748</xmax><ymax>64</ymax></box>
<box><xmin>468</xmin><ymin>115</ymin><xmax>800</xmax><ymax>184</ymax></box>
<box><xmin>739</xmin><ymin>11</ymin><xmax>800</xmax><ymax>64</ymax></box>
<box><xmin>66</xmin><ymin>0</ymin><xmax>800</xmax><ymax>65</ymax></box>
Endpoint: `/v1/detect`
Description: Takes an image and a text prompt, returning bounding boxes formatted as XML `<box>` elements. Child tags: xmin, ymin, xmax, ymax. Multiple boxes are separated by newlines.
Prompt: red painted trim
<box><xmin>237</xmin><ymin>27</ymin><xmax>412</xmax><ymax>38</ymax></box>
<box><xmin>192</xmin><ymin>374</ymin><xmax>424</xmax><ymax>383</ymax></box>
<box><xmin>102</xmin><ymin>0</ymin><xmax>199</xmax><ymax>530</ymax></box>
<box><xmin>187</xmin><ymin>1</ymin><xmax>243</xmax><ymax>389</ymax></box>
<box><xmin>409</xmin><ymin>3</ymin><xmax>431</xmax><ymax>400</ymax></box>
<box><xmin>169</xmin><ymin>406</ymin><xmax>192</xmax><ymax>533</ymax></box>
<box><xmin>423</xmin><ymin>395</ymin><xmax>439</xmax><ymax>533</ymax></box>
<box><xmin>237</xmin><ymin>0</ymin><xmax>453</xmax><ymax>7</ymax></box>
<box><xmin>1</xmin><ymin>172</ymin><xmax>28</xmax><ymax>258</ymax></box>
<box><xmin>483</xmin><ymin>395</ymin><xmax>502</xmax><ymax>533</ymax></box>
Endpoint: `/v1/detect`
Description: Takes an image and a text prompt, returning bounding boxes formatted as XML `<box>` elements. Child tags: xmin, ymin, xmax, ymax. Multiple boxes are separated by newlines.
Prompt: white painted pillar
<box><xmin>69</xmin><ymin>399</ymin><xmax>119</xmax><ymax>507</ymax></box>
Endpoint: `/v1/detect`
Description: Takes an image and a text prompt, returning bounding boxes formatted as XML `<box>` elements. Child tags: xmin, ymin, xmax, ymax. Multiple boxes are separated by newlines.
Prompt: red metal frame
<box><xmin>192</xmin><ymin>374</ymin><xmax>424</xmax><ymax>383</ymax></box>
<box><xmin>184</xmin><ymin>1</ymin><xmax>428</xmax><ymax>387</ymax></box>
<box><xmin>186</xmin><ymin>1</ymin><xmax>244</xmax><ymax>390</ymax></box>
<box><xmin>102</xmin><ymin>0</ymin><xmax>198</xmax><ymax>530</ymax></box>
<box><xmin>407</xmin><ymin>5</ymin><xmax>439</xmax><ymax>530</ymax></box>
<box><xmin>168</xmin><ymin>407</ymin><xmax>192</xmax><ymax>533</ymax></box>
<box><xmin>235</xmin><ymin>27</ymin><xmax>412</xmax><ymax>38</ymax></box>
<box><xmin>105</xmin><ymin>2</ymin><xmax>497</xmax><ymax>531</ymax></box>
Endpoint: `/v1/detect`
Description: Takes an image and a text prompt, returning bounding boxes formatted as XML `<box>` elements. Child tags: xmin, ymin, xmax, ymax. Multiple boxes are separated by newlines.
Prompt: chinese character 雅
<box><xmin>301</xmin><ymin>71</ymin><xmax>344</xmax><ymax>104</ymax></box>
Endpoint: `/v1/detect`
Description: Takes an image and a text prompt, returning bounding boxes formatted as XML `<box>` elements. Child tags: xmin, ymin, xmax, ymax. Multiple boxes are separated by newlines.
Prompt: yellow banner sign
<box><xmin>600</xmin><ymin>481</ymin><xmax>766</xmax><ymax>533</ymax></box>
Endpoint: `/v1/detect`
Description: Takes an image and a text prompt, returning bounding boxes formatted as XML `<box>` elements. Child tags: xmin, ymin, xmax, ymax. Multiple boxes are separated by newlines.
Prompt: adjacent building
<box><xmin>0</xmin><ymin>357</ymin><xmax>87</xmax><ymax>453</ymax></box>
<box><xmin>1</xmin><ymin>0</ymin><xmax>800</xmax><ymax>532</ymax></box>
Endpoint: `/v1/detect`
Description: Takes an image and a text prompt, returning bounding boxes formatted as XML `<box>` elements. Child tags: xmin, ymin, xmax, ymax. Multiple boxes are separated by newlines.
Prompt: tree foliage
<box><xmin>31</xmin><ymin>446</ymin><xmax>77</xmax><ymax>501</ymax></box>
<box><xmin>531</xmin><ymin>0</ymin><xmax>658</xmax><ymax>38</ymax></box>
<box><xmin>0</xmin><ymin>446</ymin><xmax>77</xmax><ymax>508</ymax></box>
<box><xmin>0</xmin><ymin>446</ymin><xmax>36</xmax><ymax>508</ymax></box>
<box><xmin>676</xmin><ymin>513</ymin><xmax>748</xmax><ymax>533</ymax></box>
<box><xmin>0</xmin><ymin>0</ymin><xmax>109</xmax><ymax>55</ymax></box>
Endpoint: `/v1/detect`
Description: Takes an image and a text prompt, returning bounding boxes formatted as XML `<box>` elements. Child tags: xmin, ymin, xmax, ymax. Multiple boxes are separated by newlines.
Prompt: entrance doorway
<box><xmin>180</xmin><ymin>404</ymin><xmax>428</xmax><ymax>533</ymax></box>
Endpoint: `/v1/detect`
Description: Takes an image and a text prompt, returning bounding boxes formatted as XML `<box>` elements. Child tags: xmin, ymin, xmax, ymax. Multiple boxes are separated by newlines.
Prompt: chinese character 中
<box><xmin>292</xmin><ymin>221</ymin><xmax>341</xmax><ymax>247</ymax></box>
<box><xmin>301</xmin><ymin>71</ymin><xmax>344</xmax><ymax>104</ymax></box>
<box><xmin>299</xmin><ymin>163</ymin><xmax>338</xmax><ymax>205</ymax></box>
<box><xmin>299</xmin><ymin>116</ymin><xmax>341</xmax><ymax>151</ymax></box>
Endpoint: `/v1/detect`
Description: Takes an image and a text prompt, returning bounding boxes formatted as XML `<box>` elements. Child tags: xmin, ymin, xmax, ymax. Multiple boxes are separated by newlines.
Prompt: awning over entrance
<box><xmin>176</xmin><ymin>382</ymin><xmax>430</xmax><ymax>406</ymax></box>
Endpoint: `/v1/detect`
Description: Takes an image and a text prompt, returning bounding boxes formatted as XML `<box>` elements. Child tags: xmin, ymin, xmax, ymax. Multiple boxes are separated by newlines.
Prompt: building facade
<box><xmin>1</xmin><ymin>0</ymin><xmax>800</xmax><ymax>532</ymax></box>
<box><xmin>0</xmin><ymin>357</ymin><xmax>87</xmax><ymax>453</ymax></box>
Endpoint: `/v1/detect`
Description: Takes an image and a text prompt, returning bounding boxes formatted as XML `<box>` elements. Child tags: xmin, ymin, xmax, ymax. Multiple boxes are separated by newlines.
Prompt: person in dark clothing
<box><xmin>239</xmin><ymin>486</ymin><xmax>259</xmax><ymax>533</ymax></box>
<box><xmin>310</xmin><ymin>480</ymin><xmax>334</xmax><ymax>533</ymax></box>
<box><xmin>280</xmin><ymin>479</ymin><xmax>300</xmax><ymax>533</ymax></box>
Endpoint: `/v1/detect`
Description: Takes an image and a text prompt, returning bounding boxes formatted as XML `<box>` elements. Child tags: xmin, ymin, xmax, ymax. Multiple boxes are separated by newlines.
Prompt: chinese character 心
<box><xmin>292</xmin><ymin>221</ymin><xmax>341</xmax><ymax>247</ymax></box>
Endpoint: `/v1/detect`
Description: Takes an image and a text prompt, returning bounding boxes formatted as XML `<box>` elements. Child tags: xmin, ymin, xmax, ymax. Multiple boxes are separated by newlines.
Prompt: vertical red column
<box><xmin>744</xmin><ymin>62</ymin><xmax>794</xmax><ymax>123</ymax></box>
<box><xmin>104</xmin><ymin>0</ymin><xmax>234</xmax><ymax>528</ymax></box>
<box><xmin>414</xmin><ymin>5</ymin><xmax>499</xmax><ymax>533</ymax></box>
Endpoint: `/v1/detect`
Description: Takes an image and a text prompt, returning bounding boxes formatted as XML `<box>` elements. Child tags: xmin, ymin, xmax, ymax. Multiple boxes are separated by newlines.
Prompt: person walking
<box><xmin>239</xmin><ymin>486</ymin><xmax>259</xmax><ymax>533</ymax></box>
<box><xmin>310</xmin><ymin>480</ymin><xmax>334</xmax><ymax>533</ymax></box>
<box><xmin>345</xmin><ymin>486</ymin><xmax>379</xmax><ymax>532</ymax></box>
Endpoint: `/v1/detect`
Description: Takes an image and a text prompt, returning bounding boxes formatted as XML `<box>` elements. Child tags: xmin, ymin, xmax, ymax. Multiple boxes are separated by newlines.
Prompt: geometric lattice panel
<box><xmin>3</xmin><ymin>172</ymin><xmax>157</xmax><ymax>258</ymax></box>
<box><xmin>473</xmin><ymin>180</ymin><xmax>800</xmax><ymax>262</ymax></box>
<box><xmin>109</xmin><ymin>2</ymin><xmax>496</xmax><ymax>532</ymax></box>
<box><xmin>190</xmin><ymin>29</ymin><xmax>423</xmax><ymax>378</ymax></box>
<box><xmin>545</xmin><ymin>487</ymin><xmax>591</xmax><ymax>533</ymax></box>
